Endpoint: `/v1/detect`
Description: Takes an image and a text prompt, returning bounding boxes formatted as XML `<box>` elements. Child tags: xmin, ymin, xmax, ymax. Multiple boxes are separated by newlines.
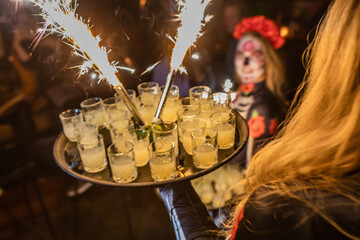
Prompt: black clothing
<box><xmin>160</xmin><ymin>175</ymin><xmax>360</xmax><ymax>240</ymax></box>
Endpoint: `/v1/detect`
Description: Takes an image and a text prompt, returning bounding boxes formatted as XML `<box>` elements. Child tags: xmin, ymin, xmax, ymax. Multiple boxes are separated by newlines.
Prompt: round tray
<box><xmin>53</xmin><ymin>111</ymin><xmax>248</xmax><ymax>188</ymax></box>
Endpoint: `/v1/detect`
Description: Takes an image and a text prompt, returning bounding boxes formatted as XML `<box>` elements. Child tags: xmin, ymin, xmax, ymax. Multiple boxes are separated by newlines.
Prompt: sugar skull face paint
<box><xmin>235</xmin><ymin>35</ymin><xmax>265</xmax><ymax>84</ymax></box>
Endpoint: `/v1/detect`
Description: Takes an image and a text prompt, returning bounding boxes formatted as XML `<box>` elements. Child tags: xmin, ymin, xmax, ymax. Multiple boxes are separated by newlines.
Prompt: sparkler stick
<box><xmin>30</xmin><ymin>0</ymin><xmax>146</xmax><ymax>126</ymax></box>
<box><xmin>153</xmin><ymin>0</ymin><xmax>212</xmax><ymax>123</ymax></box>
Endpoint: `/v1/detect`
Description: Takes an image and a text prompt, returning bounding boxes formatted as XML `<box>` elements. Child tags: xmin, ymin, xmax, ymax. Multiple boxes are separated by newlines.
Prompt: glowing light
<box><xmin>280</xmin><ymin>26</ymin><xmax>289</xmax><ymax>38</ymax></box>
<box><xmin>91</xmin><ymin>73</ymin><xmax>97</xmax><ymax>80</ymax></box>
<box><xmin>224</xmin><ymin>79</ymin><xmax>233</xmax><ymax>89</ymax></box>
<box><xmin>191</xmin><ymin>53</ymin><xmax>200</xmax><ymax>60</ymax></box>
<box><xmin>170</xmin><ymin>0</ymin><xmax>212</xmax><ymax>70</ymax></box>
<box><xmin>30</xmin><ymin>0</ymin><xmax>134</xmax><ymax>87</ymax></box>
<box><xmin>230</xmin><ymin>92</ymin><xmax>236</xmax><ymax>101</ymax></box>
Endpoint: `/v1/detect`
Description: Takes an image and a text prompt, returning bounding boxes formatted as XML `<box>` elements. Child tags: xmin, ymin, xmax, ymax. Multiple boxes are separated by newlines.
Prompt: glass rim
<box><xmin>210</xmin><ymin>111</ymin><xmax>235</xmax><ymax>121</ymax></box>
<box><xmin>107</xmin><ymin>141</ymin><xmax>134</xmax><ymax>156</ymax></box>
<box><xmin>59</xmin><ymin>108</ymin><xmax>82</xmax><ymax>119</ymax></box>
<box><xmin>191</xmin><ymin>127</ymin><xmax>218</xmax><ymax>140</ymax></box>
<box><xmin>137</xmin><ymin>82</ymin><xmax>159</xmax><ymax>90</ymax></box>
<box><xmin>102</xmin><ymin>97</ymin><xmax>117</xmax><ymax>105</ymax></box>
<box><xmin>80</xmin><ymin>97</ymin><xmax>103</xmax><ymax>108</ymax></box>
<box><xmin>77</xmin><ymin>134</ymin><xmax>103</xmax><ymax>147</ymax></box>
<box><xmin>148</xmin><ymin>140</ymin><xmax>175</xmax><ymax>153</ymax></box>
<box><xmin>152</xmin><ymin>121</ymin><xmax>177</xmax><ymax>133</ymax></box>
<box><xmin>160</xmin><ymin>85</ymin><xmax>179</xmax><ymax>96</ymax></box>
<box><xmin>109</xmin><ymin>119</ymin><xmax>133</xmax><ymax>131</ymax></box>
<box><xmin>177</xmin><ymin>108</ymin><xmax>201</xmax><ymax>119</ymax></box>
<box><xmin>189</xmin><ymin>85</ymin><xmax>211</xmax><ymax>93</ymax></box>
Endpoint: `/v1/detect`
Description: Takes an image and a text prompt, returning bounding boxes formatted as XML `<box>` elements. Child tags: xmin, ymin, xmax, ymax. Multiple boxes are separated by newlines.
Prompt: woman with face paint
<box><xmin>231</xmin><ymin>16</ymin><xmax>286</xmax><ymax>167</ymax></box>
<box><xmin>159</xmin><ymin>0</ymin><xmax>360</xmax><ymax>239</ymax></box>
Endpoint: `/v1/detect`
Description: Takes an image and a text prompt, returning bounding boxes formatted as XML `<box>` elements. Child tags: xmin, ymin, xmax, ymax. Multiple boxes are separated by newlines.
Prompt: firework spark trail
<box><xmin>30</xmin><ymin>0</ymin><xmax>134</xmax><ymax>86</ymax></box>
<box><xmin>154</xmin><ymin>0</ymin><xmax>212</xmax><ymax>121</ymax></box>
<box><xmin>30</xmin><ymin>0</ymin><xmax>146</xmax><ymax>126</ymax></box>
<box><xmin>170</xmin><ymin>0</ymin><xmax>212</xmax><ymax>70</ymax></box>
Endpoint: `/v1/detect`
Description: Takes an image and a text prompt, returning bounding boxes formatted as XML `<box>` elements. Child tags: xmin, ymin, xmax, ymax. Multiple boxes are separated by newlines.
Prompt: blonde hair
<box><xmin>229</xmin><ymin>0</ymin><xmax>360</xmax><ymax>238</ymax></box>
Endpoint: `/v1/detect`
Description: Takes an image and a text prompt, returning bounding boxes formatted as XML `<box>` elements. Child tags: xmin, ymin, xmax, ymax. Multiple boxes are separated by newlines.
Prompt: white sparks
<box><xmin>140</xmin><ymin>60</ymin><xmax>161</xmax><ymax>77</ymax></box>
<box><xmin>170</xmin><ymin>0</ymin><xmax>212</xmax><ymax>70</ymax></box>
<box><xmin>191</xmin><ymin>52</ymin><xmax>200</xmax><ymax>60</ymax></box>
<box><xmin>30</xmin><ymin>0</ymin><xmax>132</xmax><ymax>86</ymax></box>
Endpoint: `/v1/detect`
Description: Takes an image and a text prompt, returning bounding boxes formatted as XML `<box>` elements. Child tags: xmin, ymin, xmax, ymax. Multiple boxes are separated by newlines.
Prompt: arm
<box><xmin>159</xmin><ymin>180</ymin><xmax>222</xmax><ymax>240</ymax></box>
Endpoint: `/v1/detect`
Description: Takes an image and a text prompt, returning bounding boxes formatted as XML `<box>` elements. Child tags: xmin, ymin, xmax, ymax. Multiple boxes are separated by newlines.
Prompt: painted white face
<box><xmin>235</xmin><ymin>35</ymin><xmax>265</xmax><ymax>84</ymax></box>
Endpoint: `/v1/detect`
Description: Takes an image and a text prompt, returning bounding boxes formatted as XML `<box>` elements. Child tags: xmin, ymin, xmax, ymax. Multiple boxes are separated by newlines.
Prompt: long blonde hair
<box><xmin>230</xmin><ymin>0</ymin><xmax>360</xmax><ymax>238</ymax></box>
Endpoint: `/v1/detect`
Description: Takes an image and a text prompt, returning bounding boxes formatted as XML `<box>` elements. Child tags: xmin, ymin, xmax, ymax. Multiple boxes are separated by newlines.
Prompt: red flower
<box><xmin>233</xmin><ymin>16</ymin><xmax>285</xmax><ymax>49</ymax></box>
<box><xmin>269</xmin><ymin>119</ymin><xmax>278</xmax><ymax>135</ymax></box>
<box><xmin>240</xmin><ymin>83</ymin><xmax>255</xmax><ymax>94</ymax></box>
<box><xmin>248</xmin><ymin>115</ymin><xmax>265</xmax><ymax>138</ymax></box>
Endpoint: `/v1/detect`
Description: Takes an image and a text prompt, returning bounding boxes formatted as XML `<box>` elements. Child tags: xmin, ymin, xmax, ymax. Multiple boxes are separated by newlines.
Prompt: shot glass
<box><xmin>73</xmin><ymin>122</ymin><xmax>98</xmax><ymax>144</ymax></box>
<box><xmin>210</xmin><ymin>111</ymin><xmax>236</xmax><ymax>149</ymax></box>
<box><xmin>129</xmin><ymin>129</ymin><xmax>150</xmax><ymax>167</ymax></box>
<box><xmin>189</xmin><ymin>86</ymin><xmax>211</xmax><ymax>108</ymax></box>
<box><xmin>114</xmin><ymin>89</ymin><xmax>137</xmax><ymax>104</ymax></box>
<box><xmin>189</xmin><ymin>86</ymin><xmax>212</xmax><ymax>100</ymax></box>
<box><xmin>136</xmin><ymin>96</ymin><xmax>157</xmax><ymax>124</ymax></box>
<box><xmin>152</xmin><ymin>121</ymin><xmax>179</xmax><ymax>157</ymax></box>
<box><xmin>177</xmin><ymin>108</ymin><xmax>205</xmax><ymax>155</ymax></box>
<box><xmin>77</xmin><ymin>134</ymin><xmax>107</xmax><ymax>173</ymax></box>
<box><xmin>137</xmin><ymin>82</ymin><xmax>160</xmax><ymax>97</ymax></box>
<box><xmin>212</xmin><ymin>92</ymin><xmax>232</xmax><ymax>112</ymax></box>
<box><xmin>59</xmin><ymin>109</ymin><xmax>84</xmax><ymax>142</ymax></box>
<box><xmin>114</xmin><ymin>89</ymin><xmax>137</xmax><ymax>114</ymax></box>
<box><xmin>109</xmin><ymin>120</ymin><xmax>133</xmax><ymax>144</ymax></box>
<box><xmin>148</xmin><ymin>141</ymin><xmax>176</xmax><ymax>182</ymax></box>
<box><xmin>80</xmin><ymin>97</ymin><xmax>106</xmax><ymax>128</ymax></box>
<box><xmin>160</xmin><ymin>85</ymin><xmax>180</xmax><ymax>122</ymax></box>
<box><xmin>106</xmin><ymin>105</ymin><xmax>129</xmax><ymax>127</ymax></box>
<box><xmin>107</xmin><ymin>142</ymin><xmax>137</xmax><ymax>183</ymax></box>
<box><xmin>191</xmin><ymin>128</ymin><xmax>218</xmax><ymax>169</ymax></box>
<box><xmin>83</xmin><ymin>112</ymin><xmax>96</xmax><ymax>124</ymax></box>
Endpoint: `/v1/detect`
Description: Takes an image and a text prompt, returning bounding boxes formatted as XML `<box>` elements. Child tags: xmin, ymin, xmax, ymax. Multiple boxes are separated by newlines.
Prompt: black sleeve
<box><xmin>159</xmin><ymin>181</ymin><xmax>222</xmax><ymax>240</ymax></box>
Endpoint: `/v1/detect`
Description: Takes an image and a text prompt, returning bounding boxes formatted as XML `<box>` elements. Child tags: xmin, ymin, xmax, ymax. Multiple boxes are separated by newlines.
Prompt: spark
<box><xmin>140</xmin><ymin>60</ymin><xmax>161</xmax><ymax>77</ymax></box>
<box><xmin>170</xmin><ymin>0</ymin><xmax>212</xmax><ymax>70</ymax></box>
<box><xmin>29</xmin><ymin>0</ymin><xmax>134</xmax><ymax>86</ymax></box>
<box><xmin>224</xmin><ymin>78</ymin><xmax>233</xmax><ymax>93</ymax></box>
<box><xmin>153</xmin><ymin>0</ymin><xmax>212</xmax><ymax>121</ymax></box>
<box><xmin>191</xmin><ymin>53</ymin><xmax>200</xmax><ymax>60</ymax></box>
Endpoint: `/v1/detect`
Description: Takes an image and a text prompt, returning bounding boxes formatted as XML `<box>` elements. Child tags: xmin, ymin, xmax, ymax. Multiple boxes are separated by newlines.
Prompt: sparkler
<box><xmin>29</xmin><ymin>0</ymin><xmax>146</xmax><ymax>126</ymax></box>
<box><xmin>153</xmin><ymin>0</ymin><xmax>212</xmax><ymax>123</ymax></box>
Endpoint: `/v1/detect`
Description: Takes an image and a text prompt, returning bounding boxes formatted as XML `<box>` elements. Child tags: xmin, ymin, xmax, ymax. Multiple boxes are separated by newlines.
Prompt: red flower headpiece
<box><xmin>233</xmin><ymin>16</ymin><xmax>285</xmax><ymax>49</ymax></box>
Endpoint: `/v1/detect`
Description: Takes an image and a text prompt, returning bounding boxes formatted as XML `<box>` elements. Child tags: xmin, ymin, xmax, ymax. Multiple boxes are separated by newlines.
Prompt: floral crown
<box><xmin>233</xmin><ymin>16</ymin><xmax>285</xmax><ymax>49</ymax></box>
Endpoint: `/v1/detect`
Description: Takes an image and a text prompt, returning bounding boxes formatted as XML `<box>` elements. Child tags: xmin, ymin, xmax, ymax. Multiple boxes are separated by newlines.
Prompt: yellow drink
<box><xmin>63</xmin><ymin>125</ymin><xmax>77</xmax><ymax>141</ymax></box>
<box><xmin>149</xmin><ymin>156</ymin><xmax>176</xmax><ymax>181</ymax></box>
<box><xmin>80</xmin><ymin>148</ymin><xmax>107</xmax><ymax>173</ymax></box>
<box><xmin>214</xmin><ymin>123</ymin><xmax>235</xmax><ymax>149</ymax></box>
<box><xmin>181</xmin><ymin>134</ymin><xmax>193</xmax><ymax>155</ymax></box>
<box><xmin>193</xmin><ymin>144</ymin><xmax>218</xmax><ymax>169</ymax></box>
<box><xmin>141</xmin><ymin>106</ymin><xmax>156</xmax><ymax>124</ymax></box>
<box><xmin>162</xmin><ymin>106</ymin><xmax>179</xmax><ymax>122</ymax></box>
<box><xmin>110</xmin><ymin>156</ymin><xmax>137</xmax><ymax>183</ymax></box>
<box><xmin>133</xmin><ymin>141</ymin><xmax>150</xmax><ymax>167</ymax></box>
